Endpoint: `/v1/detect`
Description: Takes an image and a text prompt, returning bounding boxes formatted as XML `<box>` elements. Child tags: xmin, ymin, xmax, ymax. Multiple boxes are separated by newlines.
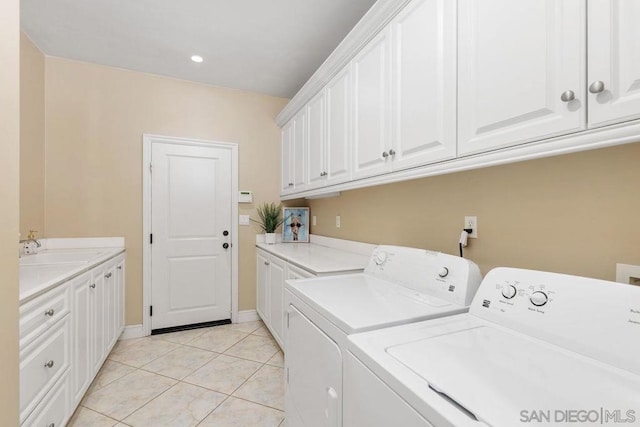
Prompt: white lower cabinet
<box><xmin>71</xmin><ymin>272</ymin><xmax>92</xmax><ymax>406</ymax></box>
<box><xmin>256</xmin><ymin>249</ymin><xmax>313</xmax><ymax>348</ymax></box>
<box><xmin>20</xmin><ymin>253</ymin><xmax>126</xmax><ymax>426</ymax></box>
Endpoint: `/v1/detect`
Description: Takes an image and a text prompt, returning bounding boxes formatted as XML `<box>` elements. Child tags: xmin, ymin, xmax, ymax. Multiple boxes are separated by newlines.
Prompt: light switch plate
<box><xmin>239</xmin><ymin>214</ymin><xmax>250</xmax><ymax>226</ymax></box>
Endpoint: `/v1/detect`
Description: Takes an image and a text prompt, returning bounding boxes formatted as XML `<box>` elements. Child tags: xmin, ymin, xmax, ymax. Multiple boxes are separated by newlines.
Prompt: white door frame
<box><xmin>142</xmin><ymin>134</ymin><xmax>239</xmax><ymax>336</ymax></box>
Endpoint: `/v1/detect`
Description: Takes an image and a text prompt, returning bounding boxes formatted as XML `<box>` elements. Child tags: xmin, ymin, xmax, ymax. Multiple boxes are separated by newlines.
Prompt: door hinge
<box><xmin>149</xmin><ymin>162</ymin><xmax>152</xmax><ymax>173</ymax></box>
<box><xmin>150</xmin><ymin>305</ymin><xmax>153</xmax><ymax>317</ymax></box>
<box><xmin>150</xmin><ymin>233</ymin><xmax>153</xmax><ymax>244</ymax></box>
<box><xmin>286</xmin><ymin>367</ymin><xmax>290</xmax><ymax>384</ymax></box>
<box><xmin>286</xmin><ymin>311</ymin><xmax>290</xmax><ymax>328</ymax></box>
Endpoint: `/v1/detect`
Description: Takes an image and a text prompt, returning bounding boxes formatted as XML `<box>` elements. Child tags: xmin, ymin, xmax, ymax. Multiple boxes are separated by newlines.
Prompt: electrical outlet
<box><xmin>464</xmin><ymin>216</ymin><xmax>478</xmax><ymax>238</ymax></box>
<box><xmin>312</xmin><ymin>216</ymin><xmax>317</xmax><ymax>226</ymax></box>
<box><xmin>336</xmin><ymin>215</ymin><xmax>341</xmax><ymax>228</ymax></box>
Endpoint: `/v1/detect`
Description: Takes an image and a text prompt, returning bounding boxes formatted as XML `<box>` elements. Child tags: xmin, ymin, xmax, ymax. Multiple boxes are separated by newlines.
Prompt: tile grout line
<box><xmin>80</xmin><ymin>324</ymin><xmax>284</xmax><ymax>426</ymax></box>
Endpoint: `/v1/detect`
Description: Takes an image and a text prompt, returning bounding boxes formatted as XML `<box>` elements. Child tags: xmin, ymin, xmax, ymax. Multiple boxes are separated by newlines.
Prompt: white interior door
<box><xmin>151</xmin><ymin>141</ymin><xmax>232</xmax><ymax>330</ymax></box>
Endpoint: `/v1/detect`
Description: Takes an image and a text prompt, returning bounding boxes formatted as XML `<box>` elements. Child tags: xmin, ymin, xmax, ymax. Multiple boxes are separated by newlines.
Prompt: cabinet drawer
<box><xmin>20</xmin><ymin>315</ymin><xmax>71</xmax><ymax>422</ymax></box>
<box><xmin>20</xmin><ymin>281</ymin><xmax>71</xmax><ymax>347</ymax></box>
<box><xmin>22</xmin><ymin>372</ymin><xmax>70</xmax><ymax>427</ymax></box>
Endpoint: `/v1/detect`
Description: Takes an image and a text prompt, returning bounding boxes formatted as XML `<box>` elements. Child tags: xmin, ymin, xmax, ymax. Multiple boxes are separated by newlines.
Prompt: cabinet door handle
<box><xmin>47</xmin><ymin>423</ymin><xmax>55</xmax><ymax>427</ymax></box>
<box><xmin>117</xmin><ymin>265</ymin><xmax>122</xmax><ymax>270</ymax></box>
<box><xmin>589</xmin><ymin>80</ymin><xmax>605</xmax><ymax>94</ymax></box>
<box><xmin>382</xmin><ymin>151</ymin><xmax>389</xmax><ymax>158</ymax></box>
<box><xmin>44</xmin><ymin>360</ymin><xmax>55</xmax><ymax>368</ymax></box>
<box><xmin>105</xmin><ymin>272</ymin><xmax>112</xmax><ymax>279</ymax></box>
<box><xmin>264</xmin><ymin>261</ymin><xmax>270</xmax><ymax>266</ymax></box>
<box><xmin>90</xmin><ymin>283</ymin><xmax>96</xmax><ymax>289</ymax></box>
<box><xmin>560</xmin><ymin>90</ymin><xmax>575</xmax><ymax>102</ymax></box>
<box><xmin>389</xmin><ymin>149</ymin><xmax>396</xmax><ymax>156</ymax></box>
<box><xmin>44</xmin><ymin>309</ymin><xmax>55</xmax><ymax>317</ymax></box>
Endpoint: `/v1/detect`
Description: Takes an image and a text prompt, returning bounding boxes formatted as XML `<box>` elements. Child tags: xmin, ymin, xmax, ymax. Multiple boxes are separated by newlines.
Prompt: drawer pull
<box><xmin>264</xmin><ymin>261</ymin><xmax>270</xmax><ymax>266</ymax></box>
<box><xmin>117</xmin><ymin>265</ymin><xmax>123</xmax><ymax>270</ymax></box>
<box><xmin>44</xmin><ymin>309</ymin><xmax>55</xmax><ymax>317</ymax></box>
<box><xmin>47</xmin><ymin>424</ymin><xmax>55</xmax><ymax>427</ymax></box>
<box><xmin>44</xmin><ymin>360</ymin><xmax>55</xmax><ymax>368</ymax></box>
<box><xmin>90</xmin><ymin>283</ymin><xmax>96</xmax><ymax>289</ymax></box>
<box><xmin>105</xmin><ymin>272</ymin><xmax>112</xmax><ymax>279</ymax></box>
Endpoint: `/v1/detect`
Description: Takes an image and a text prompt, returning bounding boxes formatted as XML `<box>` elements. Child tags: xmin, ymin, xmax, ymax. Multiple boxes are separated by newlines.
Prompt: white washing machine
<box><xmin>283</xmin><ymin>245</ymin><xmax>482</xmax><ymax>427</ymax></box>
<box><xmin>345</xmin><ymin>267</ymin><xmax>640</xmax><ymax>427</ymax></box>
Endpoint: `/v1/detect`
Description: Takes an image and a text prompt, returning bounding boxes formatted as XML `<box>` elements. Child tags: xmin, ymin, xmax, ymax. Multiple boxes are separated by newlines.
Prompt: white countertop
<box><xmin>19</xmin><ymin>238</ymin><xmax>125</xmax><ymax>303</ymax></box>
<box><xmin>256</xmin><ymin>237</ymin><xmax>372</xmax><ymax>275</ymax></box>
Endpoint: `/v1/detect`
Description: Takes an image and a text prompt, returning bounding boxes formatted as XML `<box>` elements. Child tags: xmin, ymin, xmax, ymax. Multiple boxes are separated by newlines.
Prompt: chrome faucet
<box><xmin>19</xmin><ymin>230</ymin><xmax>42</xmax><ymax>248</ymax></box>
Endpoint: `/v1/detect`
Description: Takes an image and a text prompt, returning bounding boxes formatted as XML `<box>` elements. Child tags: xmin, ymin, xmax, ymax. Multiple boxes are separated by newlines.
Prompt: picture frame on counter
<box><xmin>283</xmin><ymin>207</ymin><xmax>310</xmax><ymax>243</ymax></box>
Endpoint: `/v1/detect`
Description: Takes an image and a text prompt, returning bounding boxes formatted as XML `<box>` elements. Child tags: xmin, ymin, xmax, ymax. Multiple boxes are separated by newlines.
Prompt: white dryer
<box><xmin>346</xmin><ymin>267</ymin><xmax>640</xmax><ymax>427</ymax></box>
<box><xmin>283</xmin><ymin>245</ymin><xmax>482</xmax><ymax>427</ymax></box>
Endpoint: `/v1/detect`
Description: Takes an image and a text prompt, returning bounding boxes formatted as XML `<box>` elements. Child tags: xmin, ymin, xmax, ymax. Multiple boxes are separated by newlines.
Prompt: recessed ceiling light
<box><xmin>191</xmin><ymin>55</ymin><xmax>204</xmax><ymax>63</ymax></box>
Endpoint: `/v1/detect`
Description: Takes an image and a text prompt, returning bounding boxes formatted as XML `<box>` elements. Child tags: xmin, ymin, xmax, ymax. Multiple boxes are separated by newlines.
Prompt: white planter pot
<box><xmin>265</xmin><ymin>233</ymin><xmax>277</xmax><ymax>244</ymax></box>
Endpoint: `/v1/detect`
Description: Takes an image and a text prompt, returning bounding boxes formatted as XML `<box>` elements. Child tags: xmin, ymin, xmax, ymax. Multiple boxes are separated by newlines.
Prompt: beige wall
<box><xmin>20</xmin><ymin>33</ymin><xmax>46</xmax><ymax>238</ymax></box>
<box><xmin>0</xmin><ymin>0</ymin><xmax>21</xmax><ymax>423</ymax></box>
<box><xmin>309</xmin><ymin>143</ymin><xmax>640</xmax><ymax>282</ymax></box>
<box><xmin>44</xmin><ymin>57</ymin><xmax>289</xmax><ymax>324</ymax></box>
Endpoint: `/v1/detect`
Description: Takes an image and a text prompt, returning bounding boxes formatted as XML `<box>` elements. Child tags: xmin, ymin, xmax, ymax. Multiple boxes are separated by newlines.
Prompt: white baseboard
<box><xmin>237</xmin><ymin>310</ymin><xmax>260</xmax><ymax>323</ymax></box>
<box><xmin>119</xmin><ymin>324</ymin><xmax>146</xmax><ymax>340</ymax></box>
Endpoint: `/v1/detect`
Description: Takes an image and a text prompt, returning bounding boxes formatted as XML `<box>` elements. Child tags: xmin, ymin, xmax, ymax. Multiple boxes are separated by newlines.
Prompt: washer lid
<box><xmin>286</xmin><ymin>274</ymin><xmax>465</xmax><ymax>334</ymax></box>
<box><xmin>387</xmin><ymin>325</ymin><xmax>640</xmax><ymax>426</ymax></box>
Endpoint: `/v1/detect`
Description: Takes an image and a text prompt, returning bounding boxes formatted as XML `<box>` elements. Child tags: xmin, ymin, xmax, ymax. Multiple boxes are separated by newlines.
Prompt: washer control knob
<box><xmin>438</xmin><ymin>267</ymin><xmax>449</xmax><ymax>278</ymax></box>
<box><xmin>530</xmin><ymin>291</ymin><xmax>549</xmax><ymax>307</ymax></box>
<box><xmin>501</xmin><ymin>285</ymin><xmax>517</xmax><ymax>299</ymax></box>
<box><xmin>374</xmin><ymin>251</ymin><xmax>387</xmax><ymax>265</ymax></box>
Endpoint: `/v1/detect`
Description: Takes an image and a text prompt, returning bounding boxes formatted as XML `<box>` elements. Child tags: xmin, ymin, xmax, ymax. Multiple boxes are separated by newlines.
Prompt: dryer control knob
<box><xmin>374</xmin><ymin>251</ymin><xmax>387</xmax><ymax>265</ymax></box>
<box><xmin>501</xmin><ymin>285</ymin><xmax>517</xmax><ymax>299</ymax></box>
<box><xmin>438</xmin><ymin>267</ymin><xmax>449</xmax><ymax>278</ymax></box>
<box><xmin>530</xmin><ymin>291</ymin><xmax>548</xmax><ymax>307</ymax></box>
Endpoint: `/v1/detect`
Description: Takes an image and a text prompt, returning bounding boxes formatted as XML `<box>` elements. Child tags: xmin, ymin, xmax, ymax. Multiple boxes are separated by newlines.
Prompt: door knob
<box><xmin>560</xmin><ymin>90</ymin><xmax>575</xmax><ymax>102</ymax></box>
<box><xmin>589</xmin><ymin>80</ymin><xmax>605</xmax><ymax>94</ymax></box>
<box><xmin>223</xmin><ymin>243</ymin><xmax>229</xmax><ymax>249</ymax></box>
<box><xmin>223</xmin><ymin>230</ymin><xmax>229</xmax><ymax>236</ymax></box>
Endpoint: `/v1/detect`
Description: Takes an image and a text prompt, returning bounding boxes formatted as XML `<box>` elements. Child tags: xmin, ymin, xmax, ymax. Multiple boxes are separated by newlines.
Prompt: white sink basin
<box><xmin>20</xmin><ymin>250</ymin><xmax>105</xmax><ymax>265</ymax></box>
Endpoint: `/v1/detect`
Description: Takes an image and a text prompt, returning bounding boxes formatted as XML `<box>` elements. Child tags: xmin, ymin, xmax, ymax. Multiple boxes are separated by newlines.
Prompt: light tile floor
<box><xmin>68</xmin><ymin>321</ymin><xmax>286</xmax><ymax>427</ymax></box>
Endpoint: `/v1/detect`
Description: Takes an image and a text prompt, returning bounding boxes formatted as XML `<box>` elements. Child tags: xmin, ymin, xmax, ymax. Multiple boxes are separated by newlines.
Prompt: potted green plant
<box><xmin>252</xmin><ymin>202</ymin><xmax>287</xmax><ymax>244</ymax></box>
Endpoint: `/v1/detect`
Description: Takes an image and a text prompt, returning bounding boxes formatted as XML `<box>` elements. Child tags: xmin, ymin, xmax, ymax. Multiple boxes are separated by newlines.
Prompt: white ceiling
<box><xmin>20</xmin><ymin>0</ymin><xmax>377</xmax><ymax>98</ymax></box>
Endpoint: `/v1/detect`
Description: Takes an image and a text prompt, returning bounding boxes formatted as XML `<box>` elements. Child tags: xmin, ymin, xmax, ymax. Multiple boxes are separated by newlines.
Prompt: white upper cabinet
<box><xmin>307</xmin><ymin>91</ymin><xmax>326</xmax><ymax>189</ymax></box>
<box><xmin>281</xmin><ymin>121</ymin><xmax>293</xmax><ymax>194</ymax></box>
<box><xmin>281</xmin><ymin>110</ymin><xmax>307</xmax><ymax>194</ymax></box>
<box><xmin>390</xmin><ymin>0</ymin><xmax>456</xmax><ymax>170</ymax></box>
<box><xmin>325</xmin><ymin>67</ymin><xmax>352</xmax><ymax>186</ymax></box>
<box><xmin>588</xmin><ymin>0</ymin><xmax>640</xmax><ymax>128</ymax></box>
<box><xmin>352</xmin><ymin>28</ymin><xmax>392</xmax><ymax>180</ymax></box>
<box><xmin>458</xmin><ymin>0</ymin><xmax>586</xmax><ymax>156</ymax></box>
<box><xmin>292</xmin><ymin>110</ymin><xmax>307</xmax><ymax>189</ymax></box>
